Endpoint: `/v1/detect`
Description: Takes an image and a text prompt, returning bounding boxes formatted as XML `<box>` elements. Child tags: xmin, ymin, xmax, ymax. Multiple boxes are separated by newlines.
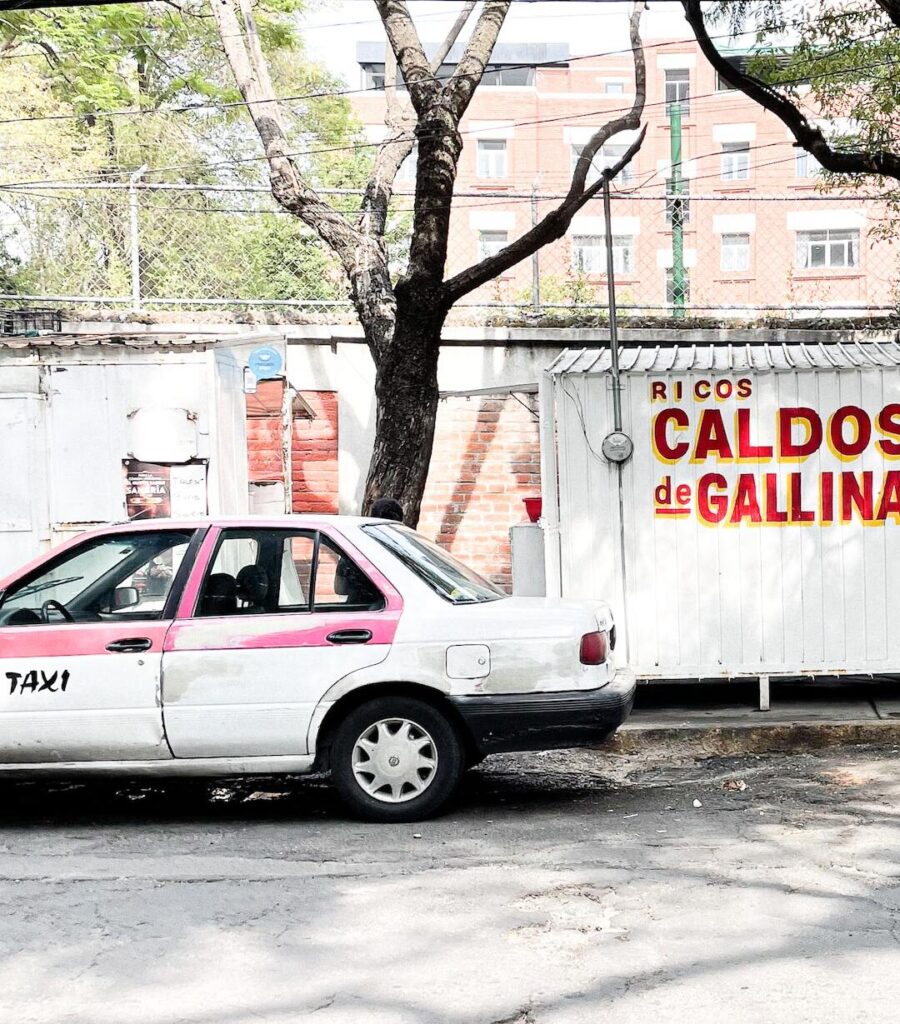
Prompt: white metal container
<box><xmin>541</xmin><ymin>341</ymin><xmax>900</xmax><ymax>680</ymax></box>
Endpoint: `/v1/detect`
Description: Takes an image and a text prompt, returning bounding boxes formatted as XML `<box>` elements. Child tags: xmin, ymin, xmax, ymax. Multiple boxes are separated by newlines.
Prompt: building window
<box><xmin>666</xmin><ymin>267</ymin><xmax>691</xmax><ymax>308</ymax></box>
<box><xmin>715</xmin><ymin>71</ymin><xmax>737</xmax><ymax>92</ymax></box>
<box><xmin>397</xmin><ymin>143</ymin><xmax>417</xmax><ymax>183</ymax></box>
<box><xmin>604</xmin><ymin>80</ymin><xmax>625</xmax><ymax>95</ymax></box>
<box><xmin>362</xmin><ymin>64</ymin><xmax>385</xmax><ymax>90</ymax></box>
<box><xmin>720</xmin><ymin>233</ymin><xmax>750</xmax><ymax>272</ymax></box>
<box><xmin>481</xmin><ymin>65</ymin><xmax>535</xmax><ymax>87</ymax></box>
<box><xmin>572</xmin><ymin>235</ymin><xmax>634</xmax><ymax>275</ymax></box>
<box><xmin>665</xmin><ymin>69</ymin><xmax>690</xmax><ymax>113</ymax></box>
<box><xmin>600</xmin><ymin>143</ymin><xmax>635</xmax><ymax>184</ymax></box>
<box><xmin>571</xmin><ymin>143</ymin><xmax>634</xmax><ymax>186</ymax></box>
<box><xmin>795</xmin><ymin>229</ymin><xmax>858</xmax><ymax>269</ymax></box>
<box><xmin>478</xmin><ymin>230</ymin><xmax>508</xmax><ymax>259</ymax></box>
<box><xmin>665</xmin><ymin>179</ymin><xmax>691</xmax><ymax>223</ymax></box>
<box><xmin>795</xmin><ymin>150</ymin><xmax>821</xmax><ymax>178</ymax></box>
<box><xmin>720</xmin><ymin>141</ymin><xmax>750</xmax><ymax>180</ymax></box>
<box><xmin>476</xmin><ymin>139</ymin><xmax>507</xmax><ymax>178</ymax></box>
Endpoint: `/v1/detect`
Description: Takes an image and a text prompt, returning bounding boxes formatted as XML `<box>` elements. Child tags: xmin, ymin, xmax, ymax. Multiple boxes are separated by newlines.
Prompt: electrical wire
<box><xmin>0</xmin><ymin>3</ymin><xmax>887</xmax><ymax>126</ymax></box>
<box><xmin>0</xmin><ymin>46</ymin><xmax>892</xmax><ymax>192</ymax></box>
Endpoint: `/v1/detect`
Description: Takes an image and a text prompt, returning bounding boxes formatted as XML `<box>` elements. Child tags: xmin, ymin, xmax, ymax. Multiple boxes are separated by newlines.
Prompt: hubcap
<box><xmin>351</xmin><ymin>718</ymin><xmax>438</xmax><ymax>804</ymax></box>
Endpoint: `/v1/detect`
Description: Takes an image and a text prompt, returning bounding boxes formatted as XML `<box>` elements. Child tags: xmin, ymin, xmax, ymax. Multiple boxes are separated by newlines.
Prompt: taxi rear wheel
<box><xmin>330</xmin><ymin>696</ymin><xmax>465</xmax><ymax>822</ymax></box>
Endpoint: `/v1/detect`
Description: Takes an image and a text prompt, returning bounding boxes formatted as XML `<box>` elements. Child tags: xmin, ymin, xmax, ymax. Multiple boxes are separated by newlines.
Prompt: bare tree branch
<box><xmin>209</xmin><ymin>0</ymin><xmax>363</xmax><ymax>268</ymax></box>
<box><xmin>374</xmin><ymin>1</ymin><xmax>437</xmax><ymax>114</ymax></box>
<box><xmin>443</xmin><ymin>128</ymin><xmax>646</xmax><ymax>305</ymax></box>
<box><xmin>443</xmin><ymin>1</ymin><xmax>648</xmax><ymax>306</ymax></box>
<box><xmin>383</xmin><ymin>39</ymin><xmax>403</xmax><ymax>131</ymax></box>
<box><xmin>360</xmin><ymin>3</ymin><xmax>477</xmax><ymax>238</ymax></box>
<box><xmin>682</xmin><ymin>0</ymin><xmax>900</xmax><ymax>181</ymax></box>
<box><xmin>570</xmin><ymin>0</ymin><xmax>646</xmax><ymax>196</ymax></box>
<box><xmin>444</xmin><ymin>1</ymin><xmax>511</xmax><ymax>121</ymax></box>
<box><xmin>433</xmin><ymin>1</ymin><xmax>478</xmax><ymax>68</ymax></box>
<box><xmin>238</xmin><ymin>0</ymin><xmax>286</xmax><ymax>136</ymax></box>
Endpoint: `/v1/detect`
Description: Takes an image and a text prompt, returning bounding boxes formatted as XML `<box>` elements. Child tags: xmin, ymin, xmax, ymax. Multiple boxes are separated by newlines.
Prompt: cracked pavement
<box><xmin>2</xmin><ymin>745</ymin><xmax>900</xmax><ymax>1024</ymax></box>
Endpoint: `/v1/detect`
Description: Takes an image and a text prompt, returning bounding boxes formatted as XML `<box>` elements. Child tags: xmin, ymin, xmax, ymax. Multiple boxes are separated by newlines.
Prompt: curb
<box><xmin>610</xmin><ymin>720</ymin><xmax>900</xmax><ymax>756</ymax></box>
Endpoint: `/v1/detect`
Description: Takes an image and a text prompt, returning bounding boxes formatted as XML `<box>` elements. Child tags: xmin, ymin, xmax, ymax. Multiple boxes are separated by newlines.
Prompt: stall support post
<box><xmin>759</xmin><ymin>674</ymin><xmax>771</xmax><ymax>712</ymax></box>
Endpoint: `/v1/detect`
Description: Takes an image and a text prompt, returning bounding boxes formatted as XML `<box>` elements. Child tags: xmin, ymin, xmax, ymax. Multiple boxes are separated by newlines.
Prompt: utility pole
<box><xmin>668</xmin><ymin>100</ymin><xmax>686</xmax><ymax>319</ymax></box>
<box><xmin>128</xmin><ymin>165</ymin><xmax>147</xmax><ymax>311</ymax></box>
<box><xmin>602</xmin><ymin>175</ymin><xmax>622</xmax><ymax>433</ymax></box>
<box><xmin>531</xmin><ymin>183</ymin><xmax>540</xmax><ymax>315</ymax></box>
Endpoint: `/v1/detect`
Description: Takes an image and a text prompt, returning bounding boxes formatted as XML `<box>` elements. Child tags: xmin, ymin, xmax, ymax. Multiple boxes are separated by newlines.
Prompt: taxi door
<box><xmin>161</xmin><ymin>526</ymin><xmax>401</xmax><ymax>758</ymax></box>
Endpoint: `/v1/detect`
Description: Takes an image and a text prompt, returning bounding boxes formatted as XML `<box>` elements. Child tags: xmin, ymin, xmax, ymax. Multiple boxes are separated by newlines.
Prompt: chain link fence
<box><xmin>0</xmin><ymin>182</ymin><xmax>897</xmax><ymax>322</ymax></box>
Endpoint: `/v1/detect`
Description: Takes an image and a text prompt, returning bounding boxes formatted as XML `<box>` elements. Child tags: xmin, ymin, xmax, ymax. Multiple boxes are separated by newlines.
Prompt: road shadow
<box><xmin>0</xmin><ymin>756</ymin><xmax>625</xmax><ymax>830</ymax></box>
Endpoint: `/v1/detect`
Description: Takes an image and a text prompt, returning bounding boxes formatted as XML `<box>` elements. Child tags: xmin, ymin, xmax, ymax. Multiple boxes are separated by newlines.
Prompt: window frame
<box><xmin>480</xmin><ymin>65</ymin><xmax>535</xmax><ymax>87</ymax></box>
<box><xmin>720</xmin><ymin>232</ymin><xmax>751</xmax><ymax>272</ymax></box>
<box><xmin>665</xmin><ymin>178</ymin><xmax>691</xmax><ymax>223</ymax></box>
<box><xmin>476</xmin><ymin>138</ymin><xmax>508</xmax><ymax>179</ymax></box>
<box><xmin>397</xmin><ymin>143</ymin><xmax>417</xmax><ymax>183</ymax></box>
<box><xmin>666</xmin><ymin>267</ymin><xmax>691</xmax><ymax>308</ymax></box>
<box><xmin>720</xmin><ymin>141</ymin><xmax>751</xmax><ymax>181</ymax></box>
<box><xmin>715</xmin><ymin>71</ymin><xmax>737</xmax><ymax>92</ymax></box>
<box><xmin>0</xmin><ymin>527</ymin><xmax>203</xmax><ymax>626</ymax></box>
<box><xmin>571</xmin><ymin>234</ymin><xmax>634</xmax><ymax>275</ymax></box>
<box><xmin>795</xmin><ymin>150</ymin><xmax>821</xmax><ymax>179</ymax></box>
<box><xmin>478</xmin><ymin>229</ymin><xmax>509</xmax><ymax>260</ymax></box>
<box><xmin>665</xmin><ymin>69</ymin><xmax>690</xmax><ymax>113</ymax></box>
<box><xmin>193</xmin><ymin>527</ymin><xmax>385</xmax><ymax>618</ymax></box>
<box><xmin>794</xmin><ymin>228</ymin><xmax>859</xmax><ymax>271</ymax></box>
<box><xmin>570</xmin><ymin>142</ymin><xmax>634</xmax><ymax>187</ymax></box>
<box><xmin>363</xmin><ymin>524</ymin><xmax>505</xmax><ymax>606</ymax></box>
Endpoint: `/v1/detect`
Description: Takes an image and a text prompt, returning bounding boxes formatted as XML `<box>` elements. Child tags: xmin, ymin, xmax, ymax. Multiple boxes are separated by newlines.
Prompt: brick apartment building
<box><xmin>352</xmin><ymin>38</ymin><xmax>894</xmax><ymax>317</ymax></box>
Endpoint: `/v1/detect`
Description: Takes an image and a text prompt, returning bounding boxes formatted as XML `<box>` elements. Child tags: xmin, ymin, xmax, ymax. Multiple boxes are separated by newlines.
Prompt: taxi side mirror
<box><xmin>113</xmin><ymin>586</ymin><xmax>140</xmax><ymax>610</ymax></box>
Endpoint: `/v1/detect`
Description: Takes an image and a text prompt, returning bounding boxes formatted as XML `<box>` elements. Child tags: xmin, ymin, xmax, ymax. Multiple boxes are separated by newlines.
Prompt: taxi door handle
<box><xmin>326</xmin><ymin>629</ymin><xmax>372</xmax><ymax>645</ymax></box>
<box><xmin>106</xmin><ymin>637</ymin><xmax>153</xmax><ymax>653</ymax></box>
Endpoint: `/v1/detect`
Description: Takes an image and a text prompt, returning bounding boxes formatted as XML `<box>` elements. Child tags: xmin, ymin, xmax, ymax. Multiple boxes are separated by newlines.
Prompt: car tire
<box><xmin>330</xmin><ymin>696</ymin><xmax>465</xmax><ymax>822</ymax></box>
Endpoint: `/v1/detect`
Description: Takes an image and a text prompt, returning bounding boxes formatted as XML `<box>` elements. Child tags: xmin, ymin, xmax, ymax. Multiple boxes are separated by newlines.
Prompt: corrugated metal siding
<box><xmin>0</xmin><ymin>333</ymin><xmax>214</xmax><ymax>350</ymax></box>
<box><xmin>549</xmin><ymin>340</ymin><xmax>900</xmax><ymax>375</ymax></box>
<box><xmin>551</xmin><ymin>351</ymin><xmax>900</xmax><ymax>679</ymax></box>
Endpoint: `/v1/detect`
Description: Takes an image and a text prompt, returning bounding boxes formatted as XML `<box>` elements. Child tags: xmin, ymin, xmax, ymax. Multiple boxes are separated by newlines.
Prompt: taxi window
<box><xmin>0</xmin><ymin>530</ymin><xmax>195</xmax><ymax>626</ymax></box>
<box><xmin>195</xmin><ymin>529</ymin><xmax>383</xmax><ymax>616</ymax></box>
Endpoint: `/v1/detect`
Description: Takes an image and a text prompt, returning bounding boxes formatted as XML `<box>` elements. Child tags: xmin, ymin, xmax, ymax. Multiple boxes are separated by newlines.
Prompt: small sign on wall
<box><xmin>124</xmin><ymin>460</ymin><xmax>208</xmax><ymax>520</ymax></box>
<box><xmin>126</xmin><ymin>407</ymin><xmax>199</xmax><ymax>464</ymax></box>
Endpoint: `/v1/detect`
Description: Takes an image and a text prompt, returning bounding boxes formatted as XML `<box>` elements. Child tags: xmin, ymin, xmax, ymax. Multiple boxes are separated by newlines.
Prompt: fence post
<box><xmin>129</xmin><ymin>165</ymin><xmax>147</xmax><ymax>310</ymax></box>
<box><xmin>531</xmin><ymin>185</ymin><xmax>540</xmax><ymax>315</ymax></box>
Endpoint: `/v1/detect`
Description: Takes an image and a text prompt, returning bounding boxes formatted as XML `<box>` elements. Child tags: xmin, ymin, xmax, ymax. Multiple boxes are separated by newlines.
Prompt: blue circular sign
<box><xmin>247</xmin><ymin>345</ymin><xmax>283</xmax><ymax>380</ymax></box>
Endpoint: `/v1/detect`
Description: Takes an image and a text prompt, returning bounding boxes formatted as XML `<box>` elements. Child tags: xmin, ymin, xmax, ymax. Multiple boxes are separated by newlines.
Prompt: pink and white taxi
<box><xmin>0</xmin><ymin>517</ymin><xmax>634</xmax><ymax>821</ymax></box>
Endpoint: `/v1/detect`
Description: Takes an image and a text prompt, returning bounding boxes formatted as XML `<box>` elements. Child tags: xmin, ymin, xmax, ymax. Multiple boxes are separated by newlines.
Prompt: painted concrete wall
<box><xmin>0</xmin><ymin>344</ymin><xmax>248</xmax><ymax>574</ymax></box>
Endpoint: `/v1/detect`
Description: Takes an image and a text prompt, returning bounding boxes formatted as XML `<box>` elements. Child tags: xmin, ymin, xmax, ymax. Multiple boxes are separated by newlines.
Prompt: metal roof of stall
<box><xmin>0</xmin><ymin>333</ymin><xmax>223</xmax><ymax>351</ymax></box>
<box><xmin>548</xmin><ymin>340</ymin><xmax>900</xmax><ymax>375</ymax></box>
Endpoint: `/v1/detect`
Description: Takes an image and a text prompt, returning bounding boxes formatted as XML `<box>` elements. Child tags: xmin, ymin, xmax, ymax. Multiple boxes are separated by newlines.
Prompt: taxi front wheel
<box><xmin>331</xmin><ymin>696</ymin><xmax>465</xmax><ymax>822</ymax></box>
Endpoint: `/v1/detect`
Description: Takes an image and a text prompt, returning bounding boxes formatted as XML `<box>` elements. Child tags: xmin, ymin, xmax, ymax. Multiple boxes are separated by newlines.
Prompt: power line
<box><xmin>1</xmin><ymin>46</ymin><xmax>890</xmax><ymax>192</ymax></box>
<box><xmin>0</xmin><ymin>4</ymin><xmax>885</xmax><ymax>127</ymax></box>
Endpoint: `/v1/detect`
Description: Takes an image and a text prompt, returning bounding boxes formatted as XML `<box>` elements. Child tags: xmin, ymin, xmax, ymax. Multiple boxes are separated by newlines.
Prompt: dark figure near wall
<box><xmin>370</xmin><ymin>497</ymin><xmax>404</xmax><ymax>523</ymax></box>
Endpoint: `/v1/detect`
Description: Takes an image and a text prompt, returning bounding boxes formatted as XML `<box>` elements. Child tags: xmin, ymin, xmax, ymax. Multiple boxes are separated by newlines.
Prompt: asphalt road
<box><xmin>2</xmin><ymin>746</ymin><xmax>900</xmax><ymax>1024</ymax></box>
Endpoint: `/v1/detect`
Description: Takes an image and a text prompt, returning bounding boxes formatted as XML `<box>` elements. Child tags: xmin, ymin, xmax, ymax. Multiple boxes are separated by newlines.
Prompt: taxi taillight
<box><xmin>580</xmin><ymin>630</ymin><xmax>609</xmax><ymax>665</ymax></box>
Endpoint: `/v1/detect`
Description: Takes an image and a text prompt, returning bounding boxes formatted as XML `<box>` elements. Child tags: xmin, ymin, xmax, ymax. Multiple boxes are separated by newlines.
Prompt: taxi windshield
<box><xmin>364</xmin><ymin>524</ymin><xmax>505</xmax><ymax>605</ymax></box>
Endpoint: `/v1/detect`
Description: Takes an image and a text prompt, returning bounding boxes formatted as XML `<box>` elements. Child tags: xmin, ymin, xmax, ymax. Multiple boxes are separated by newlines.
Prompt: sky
<box><xmin>297</xmin><ymin>1</ymin><xmax>692</xmax><ymax>87</ymax></box>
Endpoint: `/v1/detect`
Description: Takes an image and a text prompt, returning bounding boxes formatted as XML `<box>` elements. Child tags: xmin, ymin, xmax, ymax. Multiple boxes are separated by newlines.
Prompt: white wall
<box><xmin>0</xmin><ymin>346</ymin><xmax>249</xmax><ymax>574</ymax></box>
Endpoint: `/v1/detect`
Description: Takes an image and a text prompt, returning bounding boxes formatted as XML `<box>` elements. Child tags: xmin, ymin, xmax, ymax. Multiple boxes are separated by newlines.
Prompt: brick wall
<box><xmin>291</xmin><ymin>390</ymin><xmax>339</xmax><ymax>514</ymax></box>
<box><xmin>245</xmin><ymin>383</ymin><xmax>339</xmax><ymax>514</ymax></box>
<box><xmin>247</xmin><ymin>386</ymin><xmax>539</xmax><ymax>587</ymax></box>
<box><xmin>246</xmin><ymin>380</ymin><xmax>284</xmax><ymax>484</ymax></box>
<box><xmin>418</xmin><ymin>394</ymin><xmax>541</xmax><ymax>591</ymax></box>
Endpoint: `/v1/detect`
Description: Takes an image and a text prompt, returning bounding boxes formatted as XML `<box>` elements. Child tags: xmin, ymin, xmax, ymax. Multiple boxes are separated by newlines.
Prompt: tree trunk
<box><xmin>362</xmin><ymin>302</ymin><xmax>446</xmax><ymax>526</ymax></box>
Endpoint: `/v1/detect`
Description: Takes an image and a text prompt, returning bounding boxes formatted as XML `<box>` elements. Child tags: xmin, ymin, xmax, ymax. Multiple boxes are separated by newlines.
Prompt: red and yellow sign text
<box><xmin>650</xmin><ymin>377</ymin><xmax>900</xmax><ymax>526</ymax></box>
